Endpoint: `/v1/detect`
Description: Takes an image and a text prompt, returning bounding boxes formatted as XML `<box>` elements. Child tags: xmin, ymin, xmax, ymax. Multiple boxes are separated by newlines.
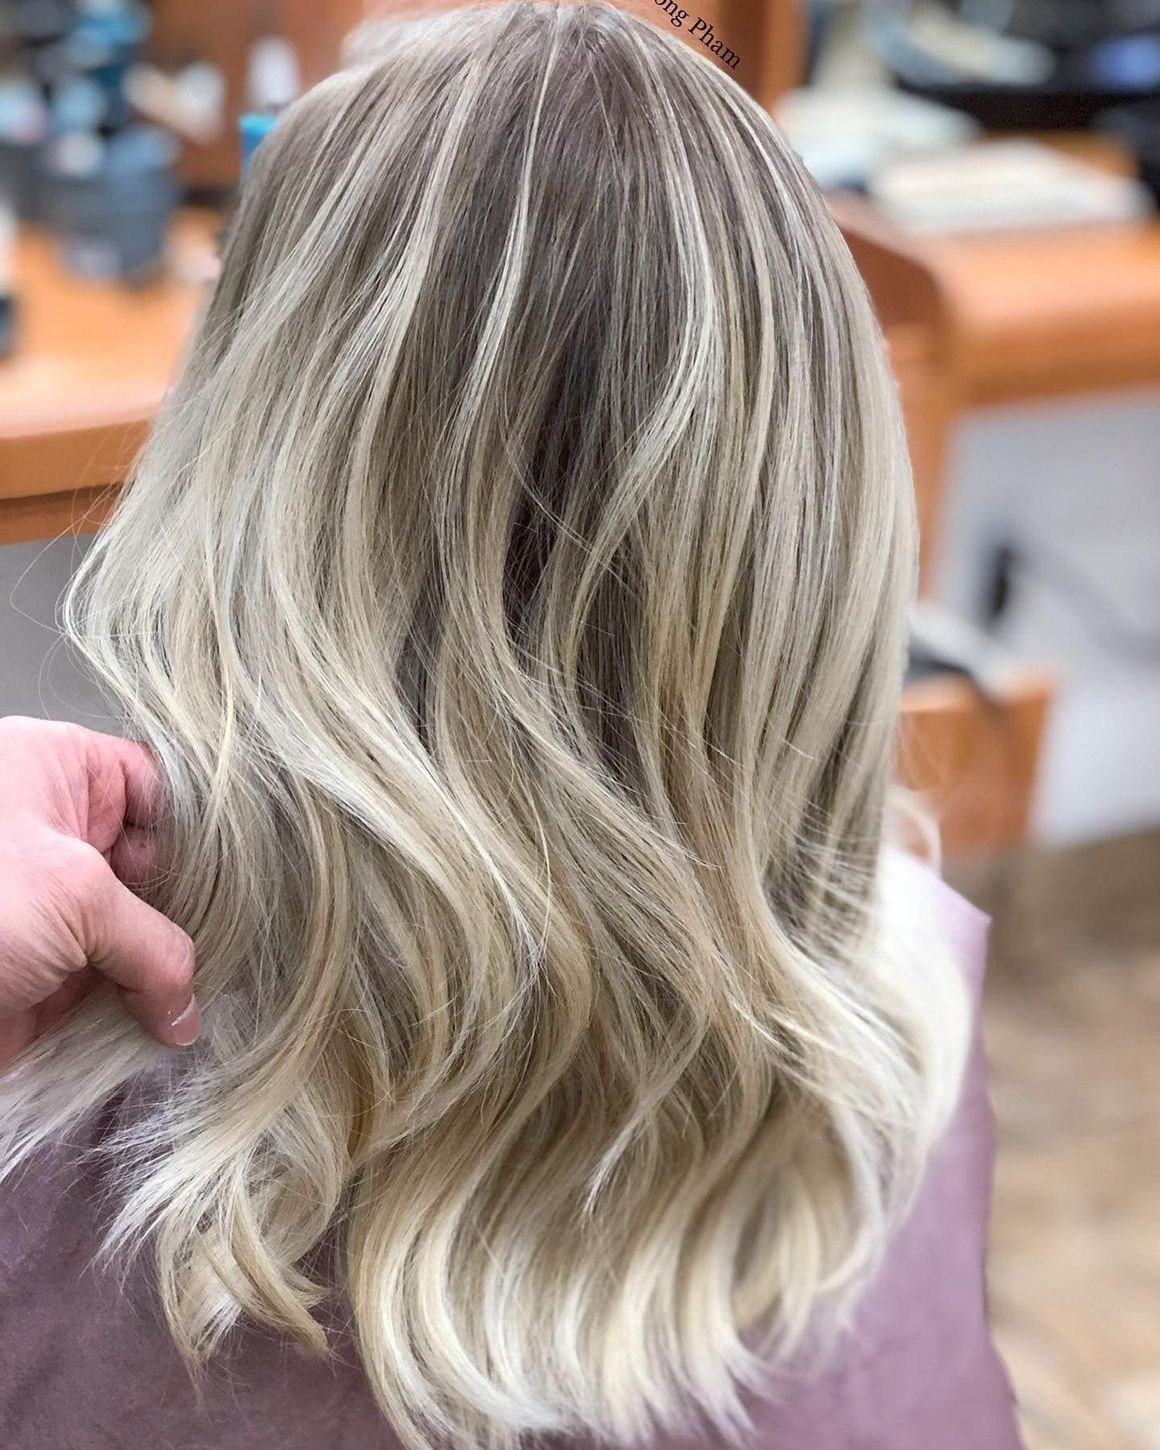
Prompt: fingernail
<box><xmin>169</xmin><ymin>996</ymin><xmax>201</xmax><ymax>1047</ymax></box>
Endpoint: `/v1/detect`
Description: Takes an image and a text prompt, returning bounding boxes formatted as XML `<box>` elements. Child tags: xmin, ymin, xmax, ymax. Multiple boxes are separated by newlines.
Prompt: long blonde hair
<box><xmin>3</xmin><ymin>5</ymin><xmax>967</xmax><ymax>1446</ymax></box>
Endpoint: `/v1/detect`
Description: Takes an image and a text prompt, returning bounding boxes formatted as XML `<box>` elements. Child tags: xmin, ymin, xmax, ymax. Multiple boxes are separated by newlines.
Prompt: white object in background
<box><xmin>0</xmin><ymin>201</ymin><xmax>14</xmax><ymax>292</ymax></box>
<box><xmin>903</xmin><ymin>1</ymin><xmax>1054</xmax><ymax>86</ymax></box>
<box><xmin>870</xmin><ymin>140</ymin><xmax>1156</xmax><ymax>234</ymax></box>
<box><xmin>125</xmin><ymin>62</ymin><xmax>226</xmax><ymax>143</ymax></box>
<box><xmin>247</xmin><ymin>35</ymin><xmax>301</xmax><ymax>114</ymax></box>
<box><xmin>776</xmin><ymin>86</ymin><xmax>978</xmax><ymax>191</ymax></box>
<box><xmin>0</xmin><ymin>76</ymin><xmax>48</xmax><ymax>144</ymax></box>
<box><xmin>48</xmin><ymin>130</ymin><xmax>105</xmax><ymax>179</ymax></box>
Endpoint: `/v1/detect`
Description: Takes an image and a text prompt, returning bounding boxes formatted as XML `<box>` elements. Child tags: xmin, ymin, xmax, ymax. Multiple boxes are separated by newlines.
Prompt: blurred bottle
<box><xmin>246</xmin><ymin>31</ymin><xmax>300</xmax><ymax>117</ymax></box>
<box><xmin>240</xmin><ymin>8</ymin><xmax>302</xmax><ymax>176</ymax></box>
<box><xmin>0</xmin><ymin>73</ymin><xmax>49</xmax><ymax>220</ymax></box>
<box><xmin>38</xmin><ymin>0</ymin><xmax>180</xmax><ymax>280</ymax></box>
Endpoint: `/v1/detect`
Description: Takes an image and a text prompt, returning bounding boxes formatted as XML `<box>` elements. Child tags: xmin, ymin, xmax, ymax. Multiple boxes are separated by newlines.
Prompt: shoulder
<box><xmin>880</xmin><ymin>845</ymin><xmax>992</xmax><ymax>1006</ymax></box>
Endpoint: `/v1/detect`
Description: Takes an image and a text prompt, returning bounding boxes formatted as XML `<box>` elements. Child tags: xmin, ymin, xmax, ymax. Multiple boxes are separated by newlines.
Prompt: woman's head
<box><xmin>5</xmin><ymin>6</ymin><xmax>965</xmax><ymax>1447</ymax></box>
<box><xmin>157</xmin><ymin>0</ymin><xmax>914</xmax><ymax>921</ymax></box>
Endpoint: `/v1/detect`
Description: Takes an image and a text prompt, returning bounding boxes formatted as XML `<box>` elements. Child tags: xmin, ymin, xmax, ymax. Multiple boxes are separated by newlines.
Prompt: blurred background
<box><xmin>0</xmin><ymin>2</ymin><xmax>1157</xmax><ymax>1445</ymax></box>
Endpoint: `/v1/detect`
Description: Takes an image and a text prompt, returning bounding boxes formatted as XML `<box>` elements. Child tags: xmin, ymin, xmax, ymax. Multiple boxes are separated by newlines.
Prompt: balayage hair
<box><xmin>1</xmin><ymin>5</ymin><xmax>968</xmax><ymax>1447</ymax></box>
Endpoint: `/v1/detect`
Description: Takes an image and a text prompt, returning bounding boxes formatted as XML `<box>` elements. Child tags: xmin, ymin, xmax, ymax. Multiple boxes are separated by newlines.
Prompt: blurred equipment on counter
<box><xmin>776</xmin><ymin>85</ymin><xmax>978</xmax><ymax>190</ymax></box>
<box><xmin>147</xmin><ymin>0</ymin><xmax>363</xmax><ymax>194</ymax></box>
<box><xmin>238</xmin><ymin>14</ymin><xmax>301</xmax><ymax>174</ymax></box>
<box><xmin>239</xmin><ymin>109</ymin><xmax>276</xmax><ymax>173</ymax></box>
<box><xmin>869</xmin><ymin>0</ymin><xmax>1160</xmax><ymax>130</ymax></box>
<box><xmin>246</xmin><ymin>22</ymin><xmax>298</xmax><ymax>116</ymax></box>
<box><xmin>0</xmin><ymin>195</ymin><xmax>14</xmax><ymax>353</ymax></box>
<box><xmin>1098</xmin><ymin>97</ymin><xmax>1160</xmax><ymax>204</ymax></box>
<box><xmin>869</xmin><ymin>137</ymin><xmax>1155</xmax><ymax>232</ymax></box>
<box><xmin>0</xmin><ymin>0</ymin><xmax>180</xmax><ymax>279</ymax></box>
<box><xmin>123</xmin><ymin>56</ymin><xmax>225</xmax><ymax>145</ymax></box>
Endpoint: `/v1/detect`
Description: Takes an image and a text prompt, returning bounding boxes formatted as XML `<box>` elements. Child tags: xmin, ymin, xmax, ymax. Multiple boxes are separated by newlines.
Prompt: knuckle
<box><xmin>0</xmin><ymin>718</ymin><xmax>88</xmax><ymax>797</ymax></box>
<box><xmin>0</xmin><ymin>713</ymin><xmax>39</xmax><ymax>738</ymax></box>
<box><xmin>6</xmin><ymin>832</ymin><xmax>108</xmax><ymax>971</ymax></box>
<box><xmin>0</xmin><ymin>715</ymin><xmax>77</xmax><ymax>751</ymax></box>
<box><xmin>54</xmin><ymin>836</ymin><xmax>111</xmax><ymax>899</ymax></box>
<box><xmin>0</xmin><ymin>715</ymin><xmax>39</xmax><ymax>761</ymax></box>
<box><xmin>47</xmin><ymin>839</ymin><xmax>114</xmax><ymax>946</ymax></box>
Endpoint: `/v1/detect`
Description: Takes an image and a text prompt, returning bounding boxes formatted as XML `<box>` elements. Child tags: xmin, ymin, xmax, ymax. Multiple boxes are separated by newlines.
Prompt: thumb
<box><xmin>75</xmin><ymin>854</ymin><xmax>200</xmax><ymax>1048</ymax></box>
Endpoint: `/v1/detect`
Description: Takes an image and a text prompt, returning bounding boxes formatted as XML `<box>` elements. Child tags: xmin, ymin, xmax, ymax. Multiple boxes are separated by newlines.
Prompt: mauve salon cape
<box><xmin>0</xmin><ymin>856</ymin><xmax>1023</xmax><ymax>1450</ymax></box>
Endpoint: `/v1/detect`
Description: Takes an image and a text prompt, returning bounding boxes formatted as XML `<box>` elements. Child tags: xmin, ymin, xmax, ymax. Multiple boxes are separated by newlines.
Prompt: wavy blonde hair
<box><xmin>2</xmin><ymin>5</ymin><xmax>967</xmax><ymax>1447</ymax></box>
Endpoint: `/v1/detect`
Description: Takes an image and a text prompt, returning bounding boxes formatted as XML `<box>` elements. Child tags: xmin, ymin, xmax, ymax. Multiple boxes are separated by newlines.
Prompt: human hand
<box><xmin>0</xmin><ymin>716</ymin><xmax>198</xmax><ymax>1072</ymax></box>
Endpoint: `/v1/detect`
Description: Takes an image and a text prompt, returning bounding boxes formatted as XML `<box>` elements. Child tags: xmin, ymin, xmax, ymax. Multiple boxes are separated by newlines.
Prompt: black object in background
<box><xmin>0</xmin><ymin>289</ymin><xmax>15</xmax><ymax>357</ymax></box>
<box><xmin>982</xmin><ymin>537</ymin><xmax>1160</xmax><ymax>664</ymax></box>
<box><xmin>1098</xmin><ymin>98</ymin><xmax>1160</xmax><ymax>202</ymax></box>
<box><xmin>873</xmin><ymin>0</ymin><xmax>1160</xmax><ymax>132</ymax></box>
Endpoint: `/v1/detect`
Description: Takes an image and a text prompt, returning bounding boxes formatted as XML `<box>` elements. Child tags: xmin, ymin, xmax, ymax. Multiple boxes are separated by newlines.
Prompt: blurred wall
<box><xmin>934</xmin><ymin>387</ymin><xmax>1160</xmax><ymax>846</ymax></box>
<box><xmin>0</xmin><ymin>535</ymin><xmax>114</xmax><ymax>729</ymax></box>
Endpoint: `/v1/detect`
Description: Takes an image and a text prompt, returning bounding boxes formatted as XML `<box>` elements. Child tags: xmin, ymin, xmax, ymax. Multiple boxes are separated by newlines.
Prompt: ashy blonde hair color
<box><xmin>2</xmin><ymin>6</ymin><xmax>967</xmax><ymax>1447</ymax></box>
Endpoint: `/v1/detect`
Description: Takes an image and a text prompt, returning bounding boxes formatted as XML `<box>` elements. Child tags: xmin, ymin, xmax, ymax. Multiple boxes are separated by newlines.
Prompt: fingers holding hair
<box><xmin>59</xmin><ymin>841</ymin><xmax>199</xmax><ymax>1048</ymax></box>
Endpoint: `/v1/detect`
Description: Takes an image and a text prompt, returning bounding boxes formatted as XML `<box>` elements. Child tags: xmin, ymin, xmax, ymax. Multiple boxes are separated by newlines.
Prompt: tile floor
<box><xmin>951</xmin><ymin>830</ymin><xmax>1160</xmax><ymax>1450</ymax></box>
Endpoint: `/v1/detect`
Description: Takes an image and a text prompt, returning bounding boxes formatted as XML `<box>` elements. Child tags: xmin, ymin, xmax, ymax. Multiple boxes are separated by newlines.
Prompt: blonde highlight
<box><xmin>3</xmin><ymin>6</ymin><xmax>967</xmax><ymax>1447</ymax></box>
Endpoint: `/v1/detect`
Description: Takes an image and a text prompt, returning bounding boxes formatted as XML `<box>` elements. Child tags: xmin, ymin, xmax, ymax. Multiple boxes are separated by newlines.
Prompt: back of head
<box><xmin>4</xmin><ymin>5</ymin><xmax>967</xmax><ymax>1446</ymax></box>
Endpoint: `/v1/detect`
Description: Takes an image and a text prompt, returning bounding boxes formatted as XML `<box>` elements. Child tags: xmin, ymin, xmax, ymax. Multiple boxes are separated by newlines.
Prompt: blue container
<box><xmin>0</xmin><ymin>140</ymin><xmax>45</xmax><ymax>221</ymax></box>
<box><xmin>240</xmin><ymin>112</ymin><xmax>279</xmax><ymax>175</ymax></box>
<box><xmin>44</xmin><ymin>127</ymin><xmax>179</xmax><ymax>280</ymax></box>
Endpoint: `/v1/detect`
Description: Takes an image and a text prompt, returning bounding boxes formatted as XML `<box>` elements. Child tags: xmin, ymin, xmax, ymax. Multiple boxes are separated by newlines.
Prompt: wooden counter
<box><xmin>832</xmin><ymin>163</ymin><xmax>1160</xmax><ymax>412</ymax></box>
<box><xmin>920</xmin><ymin>220</ymin><xmax>1160</xmax><ymax>407</ymax></box>
<box><xmin>0</xmin><ymin>196</ymin><xmax>1055</xmax><ymax>857</ymax></box>
<box><xmin>833</xmin><ymin>180</ymin><xmax>1160</xmax><ymax>594</ymax></box>
<box><xmin>0</xmin><ymin>210</ymin><xmax>218</xmax><ymax>545</ymax></box>
<box><xmin>897</xmin><ymin>666</ymin><xmax>1054</xmax><ymax>857</ymax></box>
